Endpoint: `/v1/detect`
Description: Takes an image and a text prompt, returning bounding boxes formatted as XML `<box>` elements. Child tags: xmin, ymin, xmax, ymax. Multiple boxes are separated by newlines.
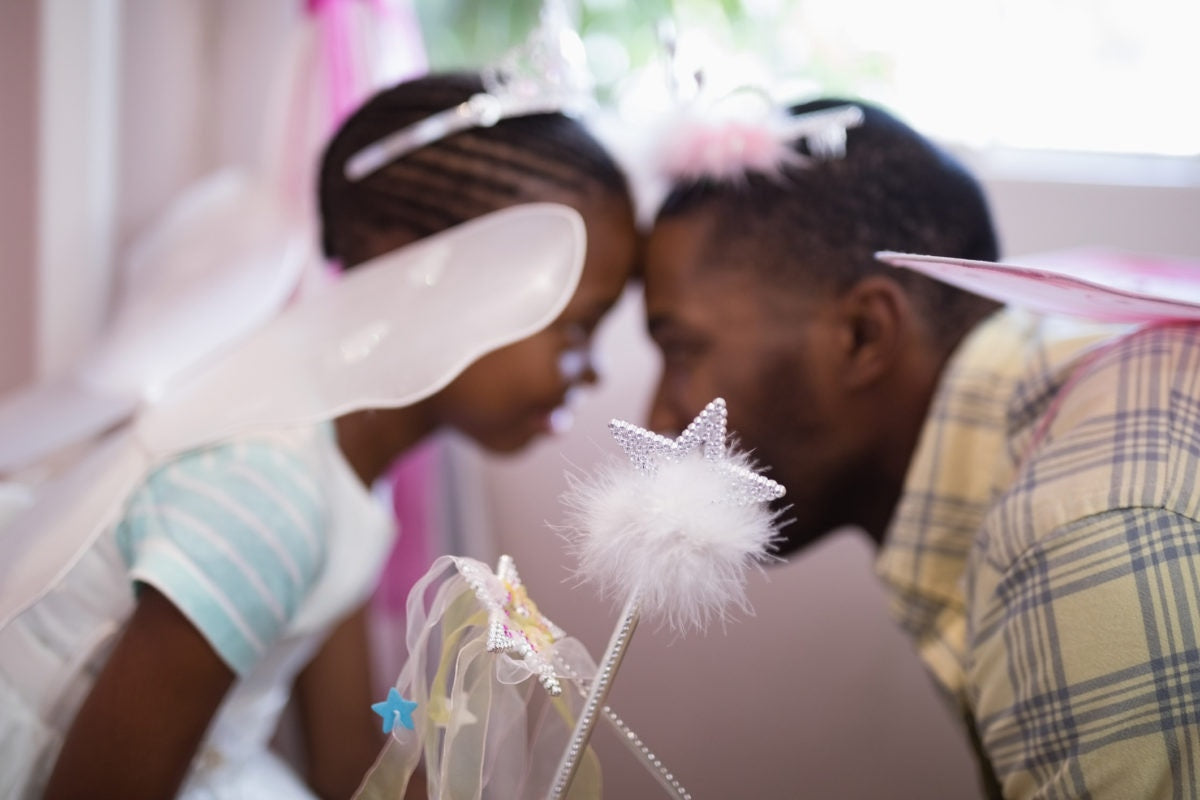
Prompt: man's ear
<box><xmin>835</xmin><ymin>275</ymin><xmax>910</xmax><ymax>390</ymax></box>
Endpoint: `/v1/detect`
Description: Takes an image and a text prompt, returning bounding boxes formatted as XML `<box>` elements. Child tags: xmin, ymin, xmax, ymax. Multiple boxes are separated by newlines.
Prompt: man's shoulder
<box><xmin>981</xmin><ymin>321</ymin><xmax>1200</xmax><ymax>568</ymax></box>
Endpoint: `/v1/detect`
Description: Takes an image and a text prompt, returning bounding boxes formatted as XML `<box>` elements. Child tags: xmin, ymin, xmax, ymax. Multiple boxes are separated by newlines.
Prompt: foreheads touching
<box><xmin>642</xmin><ymin>98</ymin><xmax>1004</xmax><ymax>551</ymax></box>
<box><xmin>318</xmin><ymin>73</ymin><xmax>639</xmax><ymax>458</ymax></box>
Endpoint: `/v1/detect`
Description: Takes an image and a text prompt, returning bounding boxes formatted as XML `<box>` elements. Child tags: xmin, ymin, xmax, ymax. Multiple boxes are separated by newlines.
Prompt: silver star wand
<box><xmin>549</xmin><ymin>398</ymin><xmax>785</xmax><ymax>798</ymax></box>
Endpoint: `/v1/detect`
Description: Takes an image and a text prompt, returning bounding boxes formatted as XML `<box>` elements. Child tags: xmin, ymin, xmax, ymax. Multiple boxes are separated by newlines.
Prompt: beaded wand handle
<box><xmin>551</xmin><ymin>635</ymin><xmax>692</xmax><ymax>798</ymax></box>
<box><xmin>550</xmin><ymin>594</ymin><xmax>640</xmax><ymax>798</ymax></box>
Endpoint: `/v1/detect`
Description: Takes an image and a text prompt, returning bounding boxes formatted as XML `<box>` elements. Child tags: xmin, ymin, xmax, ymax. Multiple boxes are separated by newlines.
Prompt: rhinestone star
<box><xmin>609</xmin><ymin>397</ymin><xmax>785</xmax><ymax>505</ymax></box>
<box><xmin>456</xmin><ymin>555</ymin><xmax>566</xmax><ymax>696</ymax></box>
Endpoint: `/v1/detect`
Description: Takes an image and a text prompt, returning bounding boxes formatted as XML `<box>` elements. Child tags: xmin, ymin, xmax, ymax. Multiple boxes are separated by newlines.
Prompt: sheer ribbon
<box><xmin>356</xmin><ymin>556</ymin><xmax>602</xmax><ymax>799</ymax></box>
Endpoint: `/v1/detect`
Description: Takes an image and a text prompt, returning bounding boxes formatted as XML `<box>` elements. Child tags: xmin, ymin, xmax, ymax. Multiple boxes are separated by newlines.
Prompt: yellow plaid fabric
<box><xmin>877</xmin><ymin>307</ymin><xmax>1200</xmax><ymax>799</ymax></box>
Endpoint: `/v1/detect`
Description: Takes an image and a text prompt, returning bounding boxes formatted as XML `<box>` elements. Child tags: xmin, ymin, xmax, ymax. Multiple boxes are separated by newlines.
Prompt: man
<box><xmin>641</xmin><ymin>97</ymin><xmax>1200</xmax><ymax>798</ymax></box>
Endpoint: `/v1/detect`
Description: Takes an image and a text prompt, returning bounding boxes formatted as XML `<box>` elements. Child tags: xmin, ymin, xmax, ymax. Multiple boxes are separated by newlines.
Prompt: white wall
<box><xmin>964</xmin><ymin>148</ymin><xmax>1200</xmax><ymax>259</ymax></box>
<box><xmin>0</xmin><ymin>0</ymin><xmax>301</xmax><ymax>396</ymax></box>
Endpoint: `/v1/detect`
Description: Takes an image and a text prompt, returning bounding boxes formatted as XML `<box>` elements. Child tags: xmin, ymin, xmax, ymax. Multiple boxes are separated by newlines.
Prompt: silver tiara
<box><xmin>781</xmin><ymin>103</ymin><xmax>865</xmax><ymax>160</ymax></box>
<box><xmin>344</xmin><ymin>1</ymin><xmax>593</xmax><ymax>181</ymax></box>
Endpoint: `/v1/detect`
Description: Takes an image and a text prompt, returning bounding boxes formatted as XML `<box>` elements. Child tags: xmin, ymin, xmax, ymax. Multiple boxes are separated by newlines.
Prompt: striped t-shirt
<box><xmin>115</xmin><ymin>433</ymin><xmax>328</xmax><ymax>676</ymax></box>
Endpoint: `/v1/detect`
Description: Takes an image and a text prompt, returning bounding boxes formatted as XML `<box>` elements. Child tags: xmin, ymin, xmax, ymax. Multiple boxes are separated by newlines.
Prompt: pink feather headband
<box><xmin>658</xmin><ymin>92</ymin><xmax>864</xmax><ymax>183</ymax></box>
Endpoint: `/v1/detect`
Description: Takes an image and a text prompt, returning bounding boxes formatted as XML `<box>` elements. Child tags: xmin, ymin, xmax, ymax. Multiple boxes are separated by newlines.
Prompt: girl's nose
<box><xmin>559</xmin><ymin>346</ymin><xmax>597</xmax><ymax>387</ymax></box>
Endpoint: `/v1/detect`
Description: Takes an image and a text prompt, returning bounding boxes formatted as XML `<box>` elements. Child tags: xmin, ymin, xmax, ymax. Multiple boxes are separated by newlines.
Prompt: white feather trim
<box><xmin>561</xmin><ymin>449</ymin><xmax>782</xmax><ymax>635</ymax></box>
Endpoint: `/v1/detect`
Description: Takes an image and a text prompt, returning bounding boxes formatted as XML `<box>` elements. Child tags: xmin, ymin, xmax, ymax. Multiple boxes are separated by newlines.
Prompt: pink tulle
<box><xmin>663</xmin><ymin>117</ymin><xmax>796</xmax><ymax>182</ymax></box>
<box><xmin>307</xmin><ymin>0</ymin><xmax>360</xmax><ymax>127</ymax></box>
<box><xmin>308</xmin><ymin>0</ymin><xmax>429</xmax><ymax>131</ymax></box>
<box><xmin>376</xmin><ymin>440</ymin><xmax>438</xmax><ymax>613</ymax></box>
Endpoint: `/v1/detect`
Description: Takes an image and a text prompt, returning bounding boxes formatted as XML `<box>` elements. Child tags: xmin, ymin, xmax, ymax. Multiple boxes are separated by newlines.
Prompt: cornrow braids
<box><xmin>319</xmin><ymin>73</ymin><xmax>629</xmax><ymax>268</ymax></box>
<box><xmin>657</xmin><ymin>98</ymin><xmax>1001</xmax><ymax>351</ymax></box>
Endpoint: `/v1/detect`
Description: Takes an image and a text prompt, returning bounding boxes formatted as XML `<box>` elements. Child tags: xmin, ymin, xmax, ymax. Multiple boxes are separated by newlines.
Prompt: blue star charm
<box><xmin>372</xmin><ymin>687</ymin><xmax>417</xmax><ymax>734</ymax></box>
<box><xmin>609</xmin><ymin>397</ymin><xmax>785</xmax><ymax>504</ymax></box>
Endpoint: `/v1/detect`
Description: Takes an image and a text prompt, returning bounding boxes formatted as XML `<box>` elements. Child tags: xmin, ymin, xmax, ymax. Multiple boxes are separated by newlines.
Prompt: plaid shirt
<box><xmin>876</xmin><ymin>307</ymin><xmax>1200</xmax><ymax>799</ymax></box>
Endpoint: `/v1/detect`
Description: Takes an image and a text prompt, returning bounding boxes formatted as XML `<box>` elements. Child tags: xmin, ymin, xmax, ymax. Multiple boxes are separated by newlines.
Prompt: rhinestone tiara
<box><xmin>344</xmin><ymin>1</ymin><xmax>593</xmax><ymax>181</ymax></box>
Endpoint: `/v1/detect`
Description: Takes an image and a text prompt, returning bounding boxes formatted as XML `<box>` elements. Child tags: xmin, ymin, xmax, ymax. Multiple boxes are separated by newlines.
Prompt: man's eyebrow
<box><xmin>646</xmin><ymin>314</ymin><xmax>674</xmax><ymax>338</ymax></box>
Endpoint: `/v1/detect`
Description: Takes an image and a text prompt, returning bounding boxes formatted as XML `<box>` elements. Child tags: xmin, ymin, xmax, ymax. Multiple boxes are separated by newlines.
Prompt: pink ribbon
<box><xmin>376</xmin><ymin>441</ymin><xmax>438</xmax><ymax>612</ymax></box>
<box><xmin>304</xmin><ymin>0</ymin><xmax>437</xmax><ymax>614</ymax></box>
<box><xmin>307</xmin><ymin>0</ymin><xmax>428</xmax><ymax>129</ymax></box>
<box><xmin>306</xmin><ymin>0</ymin><xmax>361</xmax><ymax>127</ymax></box>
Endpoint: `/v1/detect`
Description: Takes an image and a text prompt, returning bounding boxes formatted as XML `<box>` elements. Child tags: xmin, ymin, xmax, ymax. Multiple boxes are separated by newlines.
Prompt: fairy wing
<box><xmin>0</xmin><ymin>202</ymin><xmax>586</xmax><ymax>629</ymax></box>
<box><xmin>0</xmin><ymin>171</ymin><xmax>309</xmax><ymax>474</ymax></box>
<box><xmin>135</xmin><ymin>202</ymin><xmax>585</xmax><ymax>454</ymax></box>
<box><xmin>877</xmin><ymin>247</ymin><xmax>1200</xmax><ymax>323</ymax></box>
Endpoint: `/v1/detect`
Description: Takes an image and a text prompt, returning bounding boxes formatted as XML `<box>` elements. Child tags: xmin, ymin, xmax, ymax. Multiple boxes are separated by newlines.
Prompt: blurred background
<box><xmin>2</xmin><ymin>1</ymin><xmax>1199</xmax><ymax>797</ymax></box>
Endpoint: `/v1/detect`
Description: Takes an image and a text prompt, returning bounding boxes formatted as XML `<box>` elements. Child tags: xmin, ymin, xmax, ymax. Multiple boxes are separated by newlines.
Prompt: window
<box><xmin>415</xmin><ymin>0</ymin><xmax>1200</xmax><ymax>157</ymax></box>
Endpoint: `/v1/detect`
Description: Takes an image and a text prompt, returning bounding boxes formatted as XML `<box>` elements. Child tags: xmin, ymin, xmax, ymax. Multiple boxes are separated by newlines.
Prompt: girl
<box><xmin>5</xmin><ymin>71</ymin><xmax>637</xmax><ymax>799</ymax></box>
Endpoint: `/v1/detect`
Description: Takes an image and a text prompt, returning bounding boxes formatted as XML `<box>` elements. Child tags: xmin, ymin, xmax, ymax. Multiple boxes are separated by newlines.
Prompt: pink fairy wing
<box><xmin>877</xmin><ymin>247</ymin><xmax>1200</xmax><ymax>323</ymax></box>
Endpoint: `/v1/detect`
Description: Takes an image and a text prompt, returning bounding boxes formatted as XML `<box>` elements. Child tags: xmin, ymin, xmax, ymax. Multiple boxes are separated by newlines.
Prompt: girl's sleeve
<box><xmin>115</xmin><ymin>434</ymin><xmax>329</xmax><ymax>676</ymax></box>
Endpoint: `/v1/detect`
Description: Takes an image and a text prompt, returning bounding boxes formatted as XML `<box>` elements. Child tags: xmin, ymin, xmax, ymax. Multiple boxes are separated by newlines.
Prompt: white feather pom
<box><xmin>561</xmin><ymin>448</ymin><xmax>782</xmax><ymax>635</ymax></box>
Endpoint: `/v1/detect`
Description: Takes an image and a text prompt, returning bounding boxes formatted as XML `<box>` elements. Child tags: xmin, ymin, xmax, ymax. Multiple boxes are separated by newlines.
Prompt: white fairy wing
<box><xmin>0</xmin><ymin>430</ymin><xmax>144</xmax><ymax>629</ymax></box>
<box><xmin>0</xmin><ymin>203</ymin><xmax>586</xmax><ymax>629</ymax></box>
<box><xmin>0</xmin><ymin>171</ymin><xmax>309</xmax><ymax>475</ymax></box>
<box><xmin>877</xmin><ymin>247</ymin><xmax>1200</xmax><ymax>323</ymax></box>
<box><xmin>83</xmin><ymin>171</ymin><xmax>310</xmax><ymax>400</ymax></box>
<box><xmin>135</xmin><ymin>202</ymin><xmax>585</xmax><ymax>455</ymax></box>
<box><xmin>0</xmin><ymin>379</ymin><xmax>138</xmax><ymax>477</ymax></box>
